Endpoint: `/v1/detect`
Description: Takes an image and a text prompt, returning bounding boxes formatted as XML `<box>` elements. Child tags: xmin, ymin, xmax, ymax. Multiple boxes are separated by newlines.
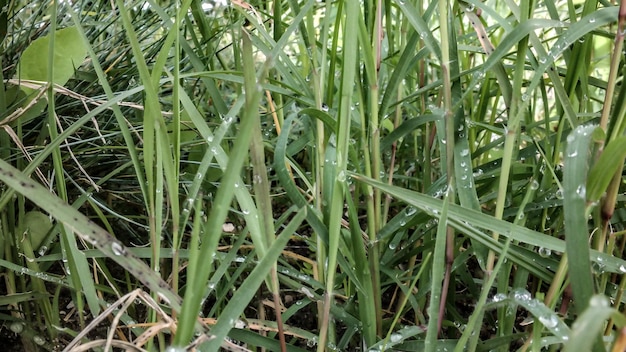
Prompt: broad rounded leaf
<box><xmin>16</xmin><ymin>26</ymin><xmax>88</xmax><ymax>94</ymax></box>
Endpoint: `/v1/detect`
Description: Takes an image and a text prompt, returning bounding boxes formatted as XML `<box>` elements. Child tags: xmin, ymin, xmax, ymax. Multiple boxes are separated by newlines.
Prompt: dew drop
<box><xmin>492</xmin><ymin>293</ymin><xmax>507</xmax><ymax>302</ymax></box>
<box><xmin>576</xmin><ymin>184</ymin><xmax>586</xmax><ymax>199</ymax></box>
<box><xmin>589</xmin><ymin>295</ymin><xmax>608</xmax><ymax>308</ymax></box>
<box><xmin>530</xmin><ymin>180</ymin><xmax>539</xmax><ymax>190</ymax></box>
<box><xmin>511</xmin><ymin>288</ymin><xmax>532</xmax><ymax>302</ymax></box>
<box><xmin>555</xmin><ymin>189</ymin><xmax>563</xmax><ymax>199</ymax></box>
<box><xmin>111</xmin><ymin>242</ymin><xmax>126</xmax><ymax>256</ymax></box>
<box><xmin>10</xmin><ymin>322</ymin><xmax>23</xmax><ymax>334</ymax></box>
<box><xmin>337</xmin><ymin>171</ymin><xmax>346</xmax><ymax>182</ymax></box>
<box><xmin>538</xmin><ymin>247</ymin><xmax>551</xmax><ymax>257</ymax></box>
<box><xmin>33</xmin><ymin>336</ymin><xmax>45</xmax><ymax>346</ymax></box>
<box><xmin>538</xmin><ymin>314</ymin><xmax>558</xmax><ymax>328</ymax></box>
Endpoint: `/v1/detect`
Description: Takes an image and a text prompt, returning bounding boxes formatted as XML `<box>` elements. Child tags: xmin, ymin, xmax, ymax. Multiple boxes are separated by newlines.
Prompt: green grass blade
<box><xmin>564</xmin><ymin>295</ymin><xmax>615</xmax><ymax>352</ymax></box>
<box><xmin>173</xmin><ymin>29</ymin><xmax>268</xmax><ymax>345</ymax></box>
<box><xmin>351</xmin><ymin>174</ymin><xmax>626</xmax><ymax>274</ymax></box>
<box><xmin>274</xmin><ymin>111</ymin><xmax>329</xmax><ymax>244</ymax></box>
<box><xmin>424</xmin><ymin>195</ymin><xmax>449</xmax><ymax>352</ymax></box>
<box><xmin>563</xmin><ymin>125</ymin><xmax>597</xmax><ymax>314</ymax></box>
<box><xmin>394</xmin><ymin>0</ymin><xmax>441</xmax><ymax>59</ymax></box>
<box><xmin>587</xmin><ymin>135</ymin><xmax>626</xmax><ymax>203</ymax></box>
<box><xmin>198</xmin><ymin>207</ymin><xmax>307</xmax><ymax>351</ymax></box>
<box><xmin>0</xmin><ymin>159</ymin><xmax>182</xmax><ymax>310</ymax></box>
<box><xmin>455</xmin><ymin>239</ymin><xmax>511</xmax><ymax>352</ymax></box>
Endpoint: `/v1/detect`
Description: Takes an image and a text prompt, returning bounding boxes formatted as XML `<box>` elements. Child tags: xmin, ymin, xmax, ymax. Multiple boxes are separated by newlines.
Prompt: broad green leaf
<box><xmin>16</xmin><ymin>26</ymin><xmax>88</xmax><ymax>95</ymax></box>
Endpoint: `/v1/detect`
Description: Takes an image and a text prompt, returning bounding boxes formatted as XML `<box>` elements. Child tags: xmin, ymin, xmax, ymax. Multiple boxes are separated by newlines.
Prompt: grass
<box><xmin>1</xmin><ymin>0</ymin><xmax>626</xmax><ymax>351</ymax></box>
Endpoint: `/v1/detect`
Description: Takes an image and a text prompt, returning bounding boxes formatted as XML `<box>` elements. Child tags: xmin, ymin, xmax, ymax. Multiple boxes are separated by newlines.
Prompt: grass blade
<box><xmin>0</xmin><ymin>159</ymin><xmax>182</xmax><ymax>310</ymax></box>
<box><xmin>198</xmin><ymin>207</ymin><xmax>307</xmax><ymax>351</ymax></box>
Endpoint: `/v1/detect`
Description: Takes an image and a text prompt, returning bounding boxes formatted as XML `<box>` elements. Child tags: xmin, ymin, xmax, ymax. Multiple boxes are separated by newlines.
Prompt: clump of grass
<box><xmin>1</xmin><ymin>0</ymin><xmax>626</xmax><ymax>351</ymax></box>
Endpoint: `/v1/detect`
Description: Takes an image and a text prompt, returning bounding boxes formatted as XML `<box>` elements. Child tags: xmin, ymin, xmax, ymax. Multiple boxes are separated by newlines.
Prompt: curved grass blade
<box><xmin>488</xmin><ymin>288</ymin><xmax>570</xmax><ymax>342</ymax></box>
<box><xmin>351</xmin><ymin>173</ymin><xmax>626</xmax><ymax>274</ymax></box>
<box><xmin>0</xmin><ymin>159</ymin><xmax>182</xmax><ymax>310</ymax></box>
<box><xmin>564</xmin><ymin>295</ymin><xmax>623</xmax><ymax>352</ymax></box>
<box><xmin>380</xmin><ymin>114</ymin><xmax>441</xmax><ymax>150</ymax></box>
